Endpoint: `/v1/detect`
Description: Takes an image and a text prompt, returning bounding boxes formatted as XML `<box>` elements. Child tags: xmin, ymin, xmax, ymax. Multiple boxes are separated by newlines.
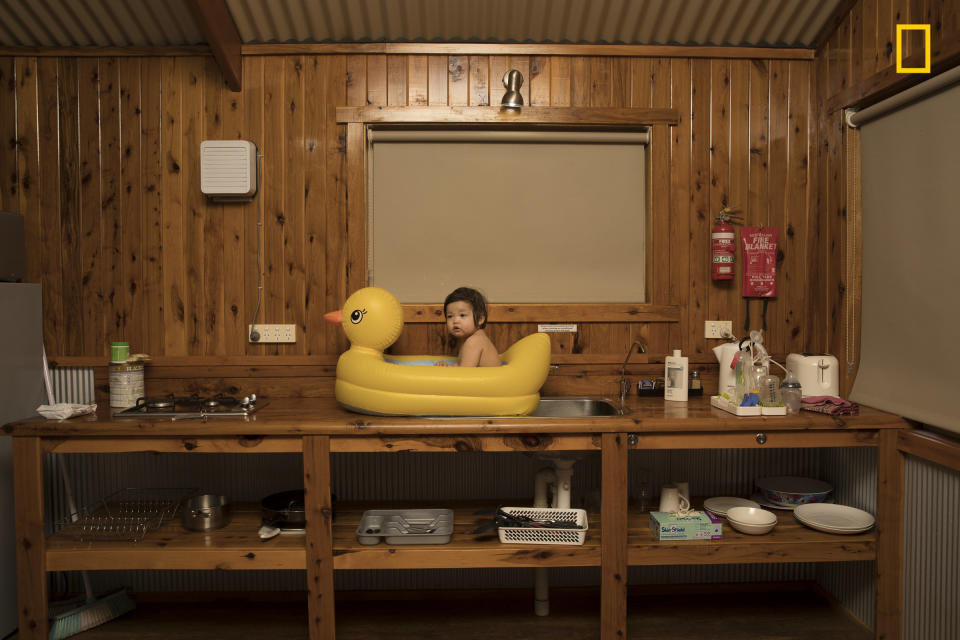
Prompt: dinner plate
<box><xmin>751</xmin><ymin>493</ymin><xmax>836</xmax><ymax>510</ymax></box>
<box><xmin>793</xmin><ymin>503</ymin><xmax>875</xmax><ymax>534</ymax></box>
<box><xmin>703</xmin><ymin>496</ymin><xmax>760</xmax><ymax>517</ymax></box>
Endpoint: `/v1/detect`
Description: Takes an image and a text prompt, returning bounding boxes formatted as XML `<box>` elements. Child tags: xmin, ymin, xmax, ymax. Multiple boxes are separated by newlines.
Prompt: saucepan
<box><xmin>182</xmin><ymin>494</ymin><xmax>232</xmax><ymax>532</ymax></box>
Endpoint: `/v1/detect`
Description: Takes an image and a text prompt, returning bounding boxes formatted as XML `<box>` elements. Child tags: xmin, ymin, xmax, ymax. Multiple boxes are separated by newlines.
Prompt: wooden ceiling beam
<box><xmin>189</xmin><ymin>0</ymin><xmax>242</xmax><ymax>91</ymax></box>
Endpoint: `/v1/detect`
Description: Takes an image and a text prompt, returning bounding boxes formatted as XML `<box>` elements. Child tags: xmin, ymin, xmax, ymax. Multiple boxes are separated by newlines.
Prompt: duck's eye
<box><xmin>349</xmin><ymin>309</ymin><xmax>365</xmax><ymax>324</ymax></box>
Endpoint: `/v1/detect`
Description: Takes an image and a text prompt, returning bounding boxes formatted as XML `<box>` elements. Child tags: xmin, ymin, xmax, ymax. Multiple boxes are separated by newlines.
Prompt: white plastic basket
<box><xmin>497</xmin><ymin>507</ymin><xmax>588</xmax><ymax>546</ymax></box>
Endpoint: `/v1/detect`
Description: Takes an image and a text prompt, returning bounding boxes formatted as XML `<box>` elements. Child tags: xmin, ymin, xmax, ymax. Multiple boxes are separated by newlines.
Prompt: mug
<box><xmin>659</xmin><ymin>485</ymin><xmax>691</xmax><ymax>513</ymax></box>
<box><xmin>674</xmin><ymin>481</ymin><xmax>690</xmax><ymax>503</ymax></box>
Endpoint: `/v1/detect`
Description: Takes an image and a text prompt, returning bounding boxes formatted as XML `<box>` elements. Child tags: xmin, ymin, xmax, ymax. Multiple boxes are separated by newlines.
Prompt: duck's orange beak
<box><xmin>324</xmin><ymin>309</ymin><xmax>343</xmax><ymax>324</ymax></box>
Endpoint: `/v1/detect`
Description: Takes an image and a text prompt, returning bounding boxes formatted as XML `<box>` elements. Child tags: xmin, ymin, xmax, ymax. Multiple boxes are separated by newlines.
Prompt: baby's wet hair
<box><xmin>444</xmin><ymin>287</ymin><xmax>488</xmax><ymax>328</ymax></box>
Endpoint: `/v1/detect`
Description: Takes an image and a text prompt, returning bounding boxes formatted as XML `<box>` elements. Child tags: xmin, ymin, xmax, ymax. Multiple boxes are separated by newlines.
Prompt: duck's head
<box><xmin>324</xmin><ymin>287</ymin><xmax>404</xmax><ymax>352</ymax></box>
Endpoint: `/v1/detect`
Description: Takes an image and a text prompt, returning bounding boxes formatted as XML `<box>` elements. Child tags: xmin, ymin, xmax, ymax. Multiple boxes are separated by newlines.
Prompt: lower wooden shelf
<box><xmin>627</xmin><ymin>507</ymin><xmax>877</xmax><ymax>565</ymax></box>
<box><xmin>45</xmin><ymin>501</ymin><xmax>876</xmax><ymax>572</ymax></box>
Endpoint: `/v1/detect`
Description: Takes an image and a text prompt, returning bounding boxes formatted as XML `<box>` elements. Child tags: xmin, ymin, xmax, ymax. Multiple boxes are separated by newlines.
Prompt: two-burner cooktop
<box><xmin>112</xmin><ymin>393</ymin><xmax>265</xmax><ymax>419</ymax></box>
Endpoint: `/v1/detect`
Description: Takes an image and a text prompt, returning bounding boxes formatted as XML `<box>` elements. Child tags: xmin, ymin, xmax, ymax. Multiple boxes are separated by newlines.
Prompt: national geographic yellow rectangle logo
<box><xmin>896</xmin><ymin>24</ymin><xmax>931</xmax><ymax>73</ymax></box>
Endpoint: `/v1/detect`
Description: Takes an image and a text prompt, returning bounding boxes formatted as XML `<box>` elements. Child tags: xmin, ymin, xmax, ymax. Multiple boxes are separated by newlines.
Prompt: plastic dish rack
<box><xmin>497</xmin><ymin>507</ymin><xmax>588</xmax><ymax>545</ymax></box>
<box><xmin>56</xmin><ymin>488</ymin><xmax>194</xmax><ymax>542</ymax></box>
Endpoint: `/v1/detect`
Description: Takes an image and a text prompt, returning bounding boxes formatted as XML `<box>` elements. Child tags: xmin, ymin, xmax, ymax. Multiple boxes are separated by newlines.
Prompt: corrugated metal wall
<box><xmin>815</xmin><ymin>447</ymin><xmax>879</xmax><ymax>629</ymax></box>
<box><xmin>49</xmin><ymin>368</ymin><xmax>960</xmax><ymax>637</ymax></box>
<box><xmin>902</xmin><ymin>456</ymin><xmax>960</xmax><ymax>640</ymax></box>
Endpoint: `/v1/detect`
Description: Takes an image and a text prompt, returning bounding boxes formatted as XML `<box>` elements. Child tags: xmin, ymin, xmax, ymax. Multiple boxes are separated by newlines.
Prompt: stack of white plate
<box><xmin>793</xmin><ymin>503</ymin><xmax>875</xmax><ymax>534</ymax></box>
<box><xmin>703</xmin><ymin>496</ymin><xmax>760</xmax><ymax>517</ymax></box>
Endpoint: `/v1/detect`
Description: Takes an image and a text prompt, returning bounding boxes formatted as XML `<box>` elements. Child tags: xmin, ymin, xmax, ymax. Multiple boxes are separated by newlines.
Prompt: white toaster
<box><xmin>786</xmin><ymin>353</ymin><xmax>840</xmax><ymax>398</ymax></box>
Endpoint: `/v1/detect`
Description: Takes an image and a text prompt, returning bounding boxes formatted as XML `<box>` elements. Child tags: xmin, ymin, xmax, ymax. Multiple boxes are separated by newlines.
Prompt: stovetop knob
<box><xmin>249</xmin><ymin>393</ymin><xmax>257</xmax><ymax>404</ymax></box>
<box><xmin>241</xmin><ymin>396</ymin><xmax>250</xmax><ymax>406</ymax></box>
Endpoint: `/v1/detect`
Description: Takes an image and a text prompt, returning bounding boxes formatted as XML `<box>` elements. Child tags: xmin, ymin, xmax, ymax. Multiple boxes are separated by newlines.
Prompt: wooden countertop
<box><xmin>2</xmin><ymin>396</ymin><xmax>908</xmax><ymax>437</ymax></box>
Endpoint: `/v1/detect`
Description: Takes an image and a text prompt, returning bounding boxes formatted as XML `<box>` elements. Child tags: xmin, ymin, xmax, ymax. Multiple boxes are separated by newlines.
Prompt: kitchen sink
<box><xmin>526</xmin><ymin>397</ymin><xmax>627</xmax><ymax>418</ymax></box>
<box><xmin>419</xmin><ymin>397</ymin><xmax>628</xmax><ymax>419</ymax></box>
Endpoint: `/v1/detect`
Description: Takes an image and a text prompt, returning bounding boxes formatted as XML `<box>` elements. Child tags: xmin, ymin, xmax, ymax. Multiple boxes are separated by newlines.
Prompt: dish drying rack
<box><xmin>56</xmin><ymin>488</ymin><xmax>195</xmax><ymax>542</ymax></box>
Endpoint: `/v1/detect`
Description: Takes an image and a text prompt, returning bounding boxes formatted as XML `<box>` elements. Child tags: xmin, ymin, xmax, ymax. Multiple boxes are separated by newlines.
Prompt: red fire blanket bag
<box><xmin>741</xmin><ymin>226</ymin><xmax>778</xmax><ymax>298</ymax></box>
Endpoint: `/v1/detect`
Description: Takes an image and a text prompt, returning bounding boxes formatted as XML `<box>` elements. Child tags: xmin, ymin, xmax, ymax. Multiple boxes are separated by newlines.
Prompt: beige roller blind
<box><xmin>850</xmin><ymin>79</ymin><xmax>960</xmax><ymax>434</ymax></box>
<box><xmin>367</xmin><ymin>128</ymin><xmax>648</xmax><ymax>304</ymax></box>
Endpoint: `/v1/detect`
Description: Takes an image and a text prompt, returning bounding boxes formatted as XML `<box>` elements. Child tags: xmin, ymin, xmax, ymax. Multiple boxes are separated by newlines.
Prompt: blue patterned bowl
<box><xmin>756</xmin><ymin>476</ymin><xmax>833</xmax><ymax>507</ymax></box>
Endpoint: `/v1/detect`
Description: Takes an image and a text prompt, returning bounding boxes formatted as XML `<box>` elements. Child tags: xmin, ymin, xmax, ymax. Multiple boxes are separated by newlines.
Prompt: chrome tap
<box><xmin>619</xmin><ymin>340</ymin><xmax>647</xmax><ymax>410</ymax></box>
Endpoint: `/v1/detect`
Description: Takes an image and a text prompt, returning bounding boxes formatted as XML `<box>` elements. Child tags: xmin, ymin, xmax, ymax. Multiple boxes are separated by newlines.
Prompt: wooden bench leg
<box><xmin>13</xmin><ymin>437</ymin><xmax>47</xmax><ymax>639</ymax></box>
<box><xmin>876</xmin><ymin>429</ymin><xmax>903</xmax><ymax>639</ymax></box>
<box><xmin>304</xmin><ymin>436</ymin><xmax>335</xmax><ymax>639</ymax></box>
<box><xmin>601</xmin><ymin>432</ymin><xmax>628</xmax><ymax>639</ymax></box>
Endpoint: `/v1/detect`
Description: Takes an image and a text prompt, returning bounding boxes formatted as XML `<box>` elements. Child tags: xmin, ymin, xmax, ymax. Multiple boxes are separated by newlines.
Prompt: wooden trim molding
<box><xmin>188</xmin><ymin>0</ymin><xmax>243</xmax><ymax>91</ymax></box>
<box><xmin>404</xmin><ymin>304</ymin><xmax>680</xmax><ymax>323</ymax></box>
<box><xmin>0</xmin><ymin>46</ymin><xmax>211</xmax><ymax>57</ymax></box>
<box><xmin>336</xmin><ymin>106</ymin><xmax>679</xmax><ymax>126</ymax></box>
<box><xmin>825</xmin><ymin>32</ymin><xmax>960</xmax><ymax>113</ymax></box>
<box><xmin>898</xmin><ymin>428</ymin><xmax>960</xmax><ymax>473</ymax></box>
<box><xmin>244</xmin><ymin>42</ymin><xmax>815</xmax><ymax>60</ymax></box>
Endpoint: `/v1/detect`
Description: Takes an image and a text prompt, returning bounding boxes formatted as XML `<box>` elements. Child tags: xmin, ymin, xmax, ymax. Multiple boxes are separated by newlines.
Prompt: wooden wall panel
<box><xmin>2</xmin><ymin>50</ymin><xmax>827</xmax><ymax>394</ymax></box>
<box><xmin>813</xmin><ymin>0</ymin><xmax>960</xmax><ymax>392</ymax></box>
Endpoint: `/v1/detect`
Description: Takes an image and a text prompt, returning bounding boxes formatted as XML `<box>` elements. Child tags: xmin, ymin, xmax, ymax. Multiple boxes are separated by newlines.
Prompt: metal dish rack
<box><xmin>56</xmin><ymin>488</ymin><xmax>195</xmax><ymax>543</ymax></box>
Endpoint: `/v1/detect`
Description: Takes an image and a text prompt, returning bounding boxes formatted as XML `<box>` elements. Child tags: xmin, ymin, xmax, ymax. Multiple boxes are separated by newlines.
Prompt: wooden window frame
<box><xmin>336</xmin><ymin>106</ymin><xmax>680</xmax><ymax>323</ymax></box>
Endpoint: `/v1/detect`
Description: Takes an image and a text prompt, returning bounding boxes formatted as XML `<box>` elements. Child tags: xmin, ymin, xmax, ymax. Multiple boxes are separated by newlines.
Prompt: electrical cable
<box><xmin>249</xmin><ymin>151</ymin><xmax>264</xmax><ymax>342</ymax></box>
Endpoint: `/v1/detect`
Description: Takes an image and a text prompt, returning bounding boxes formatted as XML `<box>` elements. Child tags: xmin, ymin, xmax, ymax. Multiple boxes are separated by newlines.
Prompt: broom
<box><xmin>41</xmin><ymin>348</ymin><xmax>136</xmax><ymax>639</ymax></box>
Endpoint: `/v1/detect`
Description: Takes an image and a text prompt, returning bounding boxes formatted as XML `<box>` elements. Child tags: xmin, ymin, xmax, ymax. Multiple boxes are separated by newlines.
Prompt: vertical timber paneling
<box><xmin>2</xmin><ymin>51</ymin><xmax>826</xmax><ymax>374</ymax></box>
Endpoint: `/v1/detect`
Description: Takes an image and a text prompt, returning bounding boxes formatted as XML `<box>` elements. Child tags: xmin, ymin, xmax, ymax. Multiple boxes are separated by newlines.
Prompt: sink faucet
<box><xmin>619</xmin><ymin>340</ymin><xmax>647</xmax><ymax>409</ymax></box>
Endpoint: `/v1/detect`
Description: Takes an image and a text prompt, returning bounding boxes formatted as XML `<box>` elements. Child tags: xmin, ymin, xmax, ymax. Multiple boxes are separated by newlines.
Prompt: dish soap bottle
<box><xmin>664</xmin><ymin>350</ymin><xmax>689</xmax><ymax>402</ymax></box>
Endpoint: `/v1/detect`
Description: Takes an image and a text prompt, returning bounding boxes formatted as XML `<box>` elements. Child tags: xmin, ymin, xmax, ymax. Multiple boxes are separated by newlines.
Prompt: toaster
<box><xmin>786</xmin><ymin>353</ymin><xmax>839</xmax><ymax>398</ymax></box>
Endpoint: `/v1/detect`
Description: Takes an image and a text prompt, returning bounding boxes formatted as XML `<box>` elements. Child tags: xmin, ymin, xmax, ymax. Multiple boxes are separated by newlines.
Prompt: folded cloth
<box><xmin>801</xmin><ymin>395</ymin><xmax>859</xmax><ymax>416</ymax></box>
<box><xmin>36</xmin><ymin>403</ymin><xmax>97</xmax><ymax>420</ymax></box>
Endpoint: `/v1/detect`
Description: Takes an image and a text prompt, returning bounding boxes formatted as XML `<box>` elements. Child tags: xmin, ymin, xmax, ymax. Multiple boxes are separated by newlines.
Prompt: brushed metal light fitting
<box><xmin>501</xmin><ymin>69</ymin><xmax>524</xmax><ymax>109</ymax></box>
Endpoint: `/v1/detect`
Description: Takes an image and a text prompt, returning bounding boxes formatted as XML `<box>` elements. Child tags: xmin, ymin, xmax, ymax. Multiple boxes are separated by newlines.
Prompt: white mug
<box><xmin>674</xmin><ymin>481</ymin><xmax>690</xmax><ymax>503</ymax></box>
<box><xmin>659</xmin><ymin>485</ymin><xmax>691</xmax><ymax>513</ymax></box>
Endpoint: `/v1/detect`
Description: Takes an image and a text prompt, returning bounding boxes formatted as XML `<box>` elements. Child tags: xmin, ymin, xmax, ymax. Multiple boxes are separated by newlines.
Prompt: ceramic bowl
<box><xmin>726</xmin><ymin>506</ymin><xmax>777</xmax><ymax>535</ymax></box>
<box><xmin>755</xmin><ymin>476</ymin><xmax>833</xmax><ymax>507</ymax></box>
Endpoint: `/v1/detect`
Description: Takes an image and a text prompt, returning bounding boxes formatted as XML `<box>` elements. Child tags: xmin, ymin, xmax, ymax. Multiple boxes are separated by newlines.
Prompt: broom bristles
<box><xmin>48</xmin><ymin>588</ymin><xmax>135</xmax><ymax>640</ymax></box>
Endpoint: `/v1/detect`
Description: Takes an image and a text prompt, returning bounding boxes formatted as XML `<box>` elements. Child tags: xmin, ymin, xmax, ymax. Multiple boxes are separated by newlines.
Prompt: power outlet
<box><xmin>248</xmin><ymin>324</ymin><xmax>296</xmax><ymax>343</ymax></box>
<box><xmin>704</xmin><ymin>320</ymin><xmax>733</xmax><ymax>339</ymax></box>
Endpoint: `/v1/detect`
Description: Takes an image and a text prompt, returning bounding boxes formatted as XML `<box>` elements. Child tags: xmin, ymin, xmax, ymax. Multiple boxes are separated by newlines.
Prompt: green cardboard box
<box><xmin>649</xmin><ymin>510</ymin><xmax>723</xmax><ymax>541</ymax></box>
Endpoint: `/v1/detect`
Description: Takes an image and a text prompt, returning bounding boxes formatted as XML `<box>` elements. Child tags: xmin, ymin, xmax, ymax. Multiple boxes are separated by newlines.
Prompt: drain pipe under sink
<box><xmin>533</xmin><ymin>459</ymin><xmax>576</xmax><ymax>616</ymax></box>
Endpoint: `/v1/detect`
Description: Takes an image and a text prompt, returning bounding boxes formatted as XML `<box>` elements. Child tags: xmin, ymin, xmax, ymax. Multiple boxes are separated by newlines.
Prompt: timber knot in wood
<box><xmin>181</xmin><ymin>439</ymin><xmax>198</xmax><ymax>451</ymax></box>
<box><xmin>453</xmin><ymin>440</ymin><xmax>475</xmax><ymax>452</ymax></box>
<box><xmin>239</xmin><ymin>436</ymin><xmax>264</xmax><ymax>448</ymax></box>
<box><xmin>245</xmin><ymin>552</ymin><xmax>255</xmax><ymax>559</ymax></box>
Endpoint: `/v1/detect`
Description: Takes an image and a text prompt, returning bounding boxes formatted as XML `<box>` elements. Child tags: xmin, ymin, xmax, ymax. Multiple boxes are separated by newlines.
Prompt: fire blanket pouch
<box><xmin>741</xmin><ymin>226</ymin><xmax>778</xmax><ymax>298</ymax></box>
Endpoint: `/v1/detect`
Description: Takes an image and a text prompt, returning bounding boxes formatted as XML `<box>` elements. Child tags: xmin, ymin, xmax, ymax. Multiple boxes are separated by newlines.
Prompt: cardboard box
<box><xmin>649</xmin><ymin>510</ymin><xmax>723</xmax><ymax>541</ymax></box>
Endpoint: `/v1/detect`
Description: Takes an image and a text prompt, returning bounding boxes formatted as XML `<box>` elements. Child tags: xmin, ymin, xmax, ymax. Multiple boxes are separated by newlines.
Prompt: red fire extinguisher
<box><xmin>712</xmin><ymin>206</ymin><xmax>741</xmax><ymax>281</ymax></box>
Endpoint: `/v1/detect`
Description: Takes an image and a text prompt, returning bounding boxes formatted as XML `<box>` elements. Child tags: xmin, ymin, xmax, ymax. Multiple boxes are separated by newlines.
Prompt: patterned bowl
<box><xmin>755</xmin><ymin>476</ymin><xmax>833</xmax><ymax>507</ymax></box>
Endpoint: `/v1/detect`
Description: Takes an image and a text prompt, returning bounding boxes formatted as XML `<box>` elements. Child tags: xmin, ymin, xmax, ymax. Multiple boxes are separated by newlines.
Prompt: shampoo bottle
<box><xmin>664</xmin><ymin>350</ymin><xmax>689</xmax><ymax>402</ymax></box>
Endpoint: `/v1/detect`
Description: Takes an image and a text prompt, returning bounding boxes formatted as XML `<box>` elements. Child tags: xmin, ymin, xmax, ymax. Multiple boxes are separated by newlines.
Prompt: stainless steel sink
<box><xmin>526</xmin><ymin>397</ymin><xmax>627</xmax><ymax>418</ymax></box>
<box><xmin>420</xmin><ymin>396</ymin><xmax>627</xmax><ymax>419</ymax></box>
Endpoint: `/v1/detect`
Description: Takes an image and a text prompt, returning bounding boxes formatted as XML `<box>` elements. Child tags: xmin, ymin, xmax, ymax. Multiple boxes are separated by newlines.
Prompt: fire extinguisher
<box><xmin>711</xmin><ymin>206</ymin><xmax>741</xmax><ymax>281</ymax></box>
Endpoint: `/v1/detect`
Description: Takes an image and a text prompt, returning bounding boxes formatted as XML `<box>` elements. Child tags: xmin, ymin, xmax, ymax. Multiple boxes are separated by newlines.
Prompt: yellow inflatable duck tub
<box><xmin>324</xmin><ymin>287</ymin><xmax>551</xmax><ymax>416</ymax></box>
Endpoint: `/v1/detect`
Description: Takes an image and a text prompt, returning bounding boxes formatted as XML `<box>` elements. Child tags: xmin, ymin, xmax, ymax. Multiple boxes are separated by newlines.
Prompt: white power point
<box><xmin>704</xmin><ymin>320</ymin><xmax>733</xmax><ymax>339</ymax></box>
<box><xmin>248</xmin><ymin>324</ymin><xmax>296</xmax><ymax>343</ymax></box>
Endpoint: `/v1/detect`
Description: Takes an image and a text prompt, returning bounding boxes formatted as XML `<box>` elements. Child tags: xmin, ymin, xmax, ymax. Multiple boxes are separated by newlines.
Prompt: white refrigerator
<box><xmin>0</xmin><ymin>283</ymin><xmax>46</xmax><ymax>635</ymax></box>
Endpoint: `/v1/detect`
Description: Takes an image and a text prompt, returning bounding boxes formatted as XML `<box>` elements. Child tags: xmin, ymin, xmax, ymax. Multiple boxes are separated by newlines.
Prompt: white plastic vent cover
<box><xmin>200</xmin><ymin>140</ymin><xmax>257</xmax><ymax>197</ymax></box>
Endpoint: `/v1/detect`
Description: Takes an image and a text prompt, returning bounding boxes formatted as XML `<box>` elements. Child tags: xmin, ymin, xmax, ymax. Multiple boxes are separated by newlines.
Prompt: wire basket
<box><xmin>56</xmin><ymin>488</ymin><xmax>195</xmax><ymax>542</ymax></box>
<box><xmin>497</xmin><ymin>507</ymin><xmax>588</xmax><ymax>546</ymax></box>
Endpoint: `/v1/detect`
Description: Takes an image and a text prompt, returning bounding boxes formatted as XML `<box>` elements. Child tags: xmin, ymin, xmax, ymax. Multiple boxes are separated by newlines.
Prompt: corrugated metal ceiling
<box><xmin>0</xmin><ymin>0</ymin><xmax>842</xmax><ymax>48</ymax></box>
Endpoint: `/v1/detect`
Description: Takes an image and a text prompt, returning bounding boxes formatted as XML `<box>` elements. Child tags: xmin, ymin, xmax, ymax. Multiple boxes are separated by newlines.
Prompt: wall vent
<box><xmin>200</xmin><ymin>140</ymin><xmax>257</xmax><ymax>199</ymax></box>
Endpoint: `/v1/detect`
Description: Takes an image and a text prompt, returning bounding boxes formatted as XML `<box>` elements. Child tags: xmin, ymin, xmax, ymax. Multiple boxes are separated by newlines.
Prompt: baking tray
<box><xmin>356</xmin><ymin>509</ymin><xmax>454</xmax><ymax>545</ymax></box>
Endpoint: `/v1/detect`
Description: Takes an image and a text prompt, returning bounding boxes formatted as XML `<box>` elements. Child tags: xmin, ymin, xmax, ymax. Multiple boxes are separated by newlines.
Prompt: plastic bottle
<box><xmin>781</xmin><ymin>370</ymin><xmax>802</xmax><ymax>415</ymax></box>
<box><xmin>760</xmin><ymin>372</ymin><xmax>781</xmax><ymax>406</ymax></box>
<box><xmin>664</xmin><ymin>350</ymin><xmax>689</xmax><ymax>402</ymax></box>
